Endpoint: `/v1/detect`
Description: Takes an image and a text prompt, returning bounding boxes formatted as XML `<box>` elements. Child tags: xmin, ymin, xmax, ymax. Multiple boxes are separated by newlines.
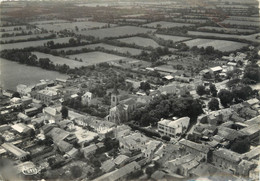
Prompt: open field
<box><xmin>221</xmin><ymin>20</ymin><xmax>260</xmax><ymax>27</ymax></box>
<box><xmin>0</xmin><ymin>37</ymin><xmax>72</xmax><ymax>50</ymax></box>
<box><xmin>226</xmin><ymin>16</ymin><xmax>260</xmax><ymax>22</ymax></box>
<box><xmin>56</xmin><ymin>43</ymin><xmax>146</xmax><ymax>56</ymax></box>
<box><xmin>187</xmin><ymin>31</ymin><xmax>260</xmax><ymax>43</ymax></box>
<box><xmin>68</xmin><ymin>51</ymin><xmax>126</xmax><ymax>66</ymax></box>
<box><xmin>172</xmin><ymin>18</ymin><xmax>208</xmax><ymax>23</ymax></box>
<box><xmin>117</xmin><ymin>36</ymin><xmax>161</xmax><ymax>48</ymax></box>
<box><xmin>0</xmin><ymin>58</ymin><xmax>68</xmax><ymax>91</ymax></box>
<box><xmin>75</xmin><ymin>26</ymin><xmax>155</xmax><ymax>39</ymax></box>
<box><xmin>197</xmin><ymin>26</ymin><xmax>255</xmax><ymax>34</ymax></box>
<box><xmin>35</xmin><ymin>21</ymin><xmax>116</xmax><ymax>32</ymax></box>
<box><xmin>29</xmin><ymin>19</ymin><xmax>70</xmax><ymax>25</ymax></box>
<box><xmin>155</xmin><ymin>34</ymin><xmax>191</xmax><ymax>43</ymax></box>
<box><xmin>183</xmin><ymin>38</ymin><xmax>248</xmax><ymax>52</ymax></box>
<box><xmin>143</xmin><ymin>21</ymin><xmax>195</xmax><ymax>28</ymax></box>
<box><xmin>0</xmin><ymin>33</ymin><xmax>52</xmax><ymax>43</ymax></box>
<box><xmin>0</xmin><ymin>25</ymin><xmax>27</xmax><ymax>32</ymax></box>
<box><xmin>32</xmin><ymin>51</ymin><xmax>86</xmax><ymax>68</ymax></box>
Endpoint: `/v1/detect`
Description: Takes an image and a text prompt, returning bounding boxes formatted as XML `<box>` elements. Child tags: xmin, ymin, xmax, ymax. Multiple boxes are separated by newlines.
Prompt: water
<box><xmin>0</xmin><ymin>58</ymin><xmax>69</xmax><ymax>91</ymax></box>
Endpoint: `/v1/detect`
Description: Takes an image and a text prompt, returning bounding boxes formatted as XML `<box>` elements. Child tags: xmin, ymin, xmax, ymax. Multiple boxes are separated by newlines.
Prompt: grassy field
<box><xmin>117</xmin><ymin>36</ymin><xmax>161</xmax><ymax>48</ymax></box>
<box><xmin>56</xmin><ymin>43</ymin><xmax>147</xmax><ymax>55</ymax></box>
<box><xmin>0</xmin><ymin>33</ymin><xmax>52</xmax><ymax>42</ymax></box>
<box><xmin>155</xmin><ymin>34</ymin><xmax>191</xmax><ymax>43</ymax></box>
<box><xmin>68</xmin><ymin>51</ymin><xmax>126</xmax><ymax>66</ymax></box>
<box><xmin>226</xmin><ymin>16</ymin><xmax>260</xmax><ymax>22</ymax></box>
<box><xmin>35</xmin><ymin>21</ymin><xmax>115</xmax><ymax>32</ymax></box>
<box><xmin>32</xmin><ymin>51</ymin><xmax>86</xmax><ymax>68</ymax></box>
<box><xmin>172</xmin><ymin>18</ymin><xmax>208</xmax><ymax>23</ymax></box>
<box><xmin>143</xmin><ymin>21</ymin><xmax>195</xmax><ymax>28</ymax></box>
<box><xmin>0</xmin><ymin>25</ymin><xmax>27</xmax><ymax>32</ymax></box>
<box><xmin>29</xmin><ymin>19</ymin><xmax>69</xmax><ymax>25</ymax></box>
<box><xmin>197</xmin><ymin>26</ymin><xmax>255</xmax><ymax>34</ymax></box>
<box><xmin>0</xmin><ymin>37</ymin><xmax>72</xmax><ymax>50</ymax></box>
<box><xmin>75</xmin><ymin>26</ymin><xmax>155</xmax><ymax>39</ymax></box>
<box><xmin>183</xmin><ymin>38</ymin><xmax>248</xmax><ymax>52</ymax></box>
<box><xmin>221</xmin><ymin>20</ymin><xmax>260</xmax><ymax>27</ymax></box>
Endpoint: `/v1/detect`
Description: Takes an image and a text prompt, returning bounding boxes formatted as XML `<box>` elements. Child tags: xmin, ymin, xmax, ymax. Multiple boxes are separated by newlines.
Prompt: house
<box><xmin>239</xmin><ymin>124</ymin><xmax>260</xmax><ymax>139</ymax></box>
<box><xmin>158</xmin><ymin>117</ymin><xmax>190</xmax><ymax>137</ymax></box>
<box><xmin>95</xmin><ymin>161</ymin><xmax>141</xmax><ymax>181</ymax></box>
<box><xmin>119</xmin><ymin>132</ymin><xmax>148</xmax><ymax>151</ymax></box>
<box><xmin>249</xmin><ymin>164</ymin><xmax>259</xmax><ymax>181</ymax></box>
<box><xmin>81</xmin><ymin>144</ymin><xmax>98</xmax><ymax>158</ymax></box>
<box><xmin>114</xmin><ymin>155</ymin><xmax>130</xmax><ymax>167</ymax></box>
<box><xmin>209</xmin><ymin>66</ymin><xmax>223</xmax><ymax>75</ymax></box>
<box><xmin>46</xmin><ymin>127</ymin><xmax>70</xmax><ymax>143</ymax></box>
<box><xmin>242</xmin><ymin>146</ymin><xmax>260</xmax><ymax>161</ymax></box>
<box><xmin>11</xmin><ymin>123</ymin><xmax>33</xmax><ymax>136</ymax></box>
<box><xmin>1</xmin><ymin>143</ymin><xmax>30</xmax><ymax>161</ymax></box>
<box><xmin>32</xmin><ymin>87</ymin><xmax>59</xmax><ymax>105</ymax></box>
<box><xmin>43</xmin><ymin>107</ymin><xmax>62</xmax><ymax>122</ymax></box>
<box><xmin>82</xmin><ymin>91</ymin><xmax>95</xmax><ymax>105</ymax></box>
<box><xmin>64</xmin><ymin>148</ymin><xmax>78</xmax><ymax>158</ymax></box>
<box><xmin>212</xmin><ymin>148</ymin><xmax>241</xmax><ymax>174</ymax></box>
<box><xmin>244</xmin><ymin>98</ymin><xmax>260</xmax><ymax>107</ymax></box>
<box><xmin>17</xmin><ymin>112</ymin><xmax>31</xmax><ymax>122</ymax></box>
<box><xmin>144</xmin><ymin>140</ymin><xmax>162</xmax><ymax>159</ymax></box>
<box><xmin>55</xmin><ymin>140</ymin><xmax>73</xmax><ymax>153</ymax></box>
<box><xmin>237</xmin><ymin>160</ymin><xmax>256</xmax><ymax>177</ymax></box>
<box><xmin>179</xmin><ymin>139</ymin><xmax>210</xmax><ymax>159</ymax></box>
<box><xmin>101</xmin><ymin>159</ymin><xmax>116</xmax><ymax>173</ymax></box>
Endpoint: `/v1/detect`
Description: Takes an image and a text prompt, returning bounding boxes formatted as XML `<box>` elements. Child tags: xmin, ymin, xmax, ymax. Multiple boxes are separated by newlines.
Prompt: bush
<box><xmin>162</xmin><ymin>135</ymin><xmax>171</xmax><ymax>141</ymax></box>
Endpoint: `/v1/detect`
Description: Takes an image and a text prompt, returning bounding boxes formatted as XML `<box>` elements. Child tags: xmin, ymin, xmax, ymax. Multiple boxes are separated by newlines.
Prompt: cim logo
<box><xmin>22</xmin><ymin>166</ymin><xmax>39</xmax><ymax>175</ymax></box>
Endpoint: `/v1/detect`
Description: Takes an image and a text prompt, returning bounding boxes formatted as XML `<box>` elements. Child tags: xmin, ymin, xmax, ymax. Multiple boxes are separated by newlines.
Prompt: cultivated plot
<box><xmin>75</xmin><ymin>26</ymin><xmax>155</xmax><ymax>39</ymax></box>
<box><xmin>68</xmin><ymin>51</ymin><xmax>126</xmax><ymax>66</ymax></box>
<box><xmin>183</xmin><ymin>38</ymin><xmax>248</xmax><ymax>52</ymax></box>
<box><xmin>143</xmin><ymin>21</ymin><xmax>195</xmax><ymax>28</ymax></box>
<box><xmin>32</xmin><ymin>51</ymin><xmax>86</xmax><ymax>68</ymax></box>
<box><xmin>155</xmin><ymin>34</ymin><xmax>191</xmax><ymax>43</ymax></box>
<box><xmin>117</xmin><ymin>36</ymin><xmax>161</xmax><ymax>48</ymax></box>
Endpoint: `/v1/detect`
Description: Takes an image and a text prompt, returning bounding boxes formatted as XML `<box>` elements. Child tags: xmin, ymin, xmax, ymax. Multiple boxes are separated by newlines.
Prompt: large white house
<box><xmin>158</xmin><ymin>117</ymin><xmax>190</xmax><ymax>137</ymax></box>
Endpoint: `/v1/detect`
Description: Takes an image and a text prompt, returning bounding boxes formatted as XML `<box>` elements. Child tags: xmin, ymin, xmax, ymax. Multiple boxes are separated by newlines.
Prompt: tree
<box><xmin>230</xmin><ymin>136</ymin><xmax>250</xmax><ymax>154</ymax></box>
<box><xmin>61</xmin><ymin>106</ymin><xmax>68</xmax><ymax>119</ymax></box>
<box><xmin>218</xmin><ymin>89</ymin><xmax>233</xmax><ymax>107</ymax></box>
<box><xmin>209</xmin><ymin>83</ymin><xmax>217</xmax><ymax>97</ymax></box>
<box><xmin>208</xmin><ymin>98</ymin><xmax>219</xmax><ymax>111</ymax></box>
<box><xmin>196</xmin><ymin>85</ymin><xmax>206</xmax><ymax>96</ymax></box>
<box><xmin>12</xmin><ymin>92</ymin><xmax>21</xmax><ymax>98</ymax></box>
<box><xmin>162</xmin><ymin>135</ymin><xmax>171</xmax><ymax>141</ymax></box>
<box><xmin>70</xmin><ymin>166</ymin><xmax>82</xmax><ymax>179</ymax></box>
<box><xmin>243</xmin><ymin>64</ymin><xmax>260</xmax><ymax>83</ymax></box>
<box><xmin>140</xmin><ymin>82</ymin><xmax>151</xmax><ymax>92</ymax></box>
<box><xmin>232</xmin><ymin>85</ymin><xmax>254</xmax><ymax>102</ymax></box>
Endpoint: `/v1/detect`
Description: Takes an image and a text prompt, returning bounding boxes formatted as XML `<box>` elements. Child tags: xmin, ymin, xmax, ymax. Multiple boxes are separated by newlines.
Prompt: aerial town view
<box><xmin>0</xmin><ymin>0</ymin><xmax>259</xmax><ymax>180</ymax></box>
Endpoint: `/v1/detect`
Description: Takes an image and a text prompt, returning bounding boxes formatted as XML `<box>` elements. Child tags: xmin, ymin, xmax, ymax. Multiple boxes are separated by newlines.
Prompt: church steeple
<box><xmin>111</xmin><ymin>86</ymin><xmax>119</xmax><ymax>107</ymax></box>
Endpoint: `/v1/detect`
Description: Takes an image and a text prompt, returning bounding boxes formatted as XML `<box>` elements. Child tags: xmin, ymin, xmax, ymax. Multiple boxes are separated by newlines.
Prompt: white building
<box><xmin>82</xmin><ymin>92</ymin><xmax>93</xmax><ymax>105</ymax></box>
<box><xmin>158</xmin><ymin>117</ymin><xmax>190</xmax><ymax>137</ymax></box>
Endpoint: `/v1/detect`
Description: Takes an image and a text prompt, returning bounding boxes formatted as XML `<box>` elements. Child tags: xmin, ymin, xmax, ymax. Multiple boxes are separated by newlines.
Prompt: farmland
<box><xmin>68</xmin><ymin>51</ymin><xmax>126</xmax><ymax>66</ymax></box>
<box><xmin>29</xmin><ymin>19</ymin><xmax>70</xmax><ymax>25</ymax></box>
<box><xmin>117</xmin><ymin>36</ymin><xmax>161</xmax><ymax>48</ymax></box>
<box><xmin>197</xmin><ymin>26</ymin><xmax>255</xmax><ymax>34</ymax></box>
<box><xmin>32</xmin><ymin>52</ymin><xmax>86</xmax><ymax>68</ymax></box>
<box><xmin>143</xmin><ymin>21</ymin><xmax>195</xmax><ymax>28</ymax></box>
<box><xmin>56</xmin><ymin>43</ymin><xmax>146</xmax><ymax>56</ymax></box>
<box><xmin>0</xmin><ymin>33</ymin><xmax>52</xmax><ymax>43</ymax></box>
<box><xmin>75</xmin><ymin>26</ymin><xmax>155</xmax><ymax>39</ymax></box>
<box><xmin>183</xmin><ymin>38</ymin><xmax>248</xmax><ymax>52</ymax></box>
<box><xmin>35</xmin><ymin>21</ymin><xmax>116</xmax><ymax>32</ymax></box>
<box><xmin>0</xmin><ymin>25</ymin><xmax>27</xmax><ymax>32</ymax></box>
<box><xmin>221</xmin><ymin>20</ymin><xmax>260</xmax><ymax>27</ymax></box>
<box><xmin>155</xmin><ymin>34</ymin><xmax>191</xmax><ymax>43</ymax></box>
<box><xmin>0</xmin><ymin>37</ymin><xmax>72</xmax><ymax>50</ymax></box>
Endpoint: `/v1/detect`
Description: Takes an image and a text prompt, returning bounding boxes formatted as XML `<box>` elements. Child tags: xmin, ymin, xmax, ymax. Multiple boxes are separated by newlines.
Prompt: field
<box><xmin>0</xmin><ymin>25</ymin><xmax>27</xmax><ymax>32</ymax></box>
<box><xmin>187</xmin><ymin>31</ymin><xmax>259</xmax><ymax>43</ymax></box>
<box><xmin>155</xmin><ymin>34</ymin><xmax>191</xmax><ymax>43</ymax></box>
<box><xmin>56</xmin><ymin>43</ymin><xmax>147</xmax><ymax>56</ymax></box>
<box><xmin>183</xmin><ymin>38</ymin><xmax>248</xmax><ymax>52</ymax></box>
<box><xmin>197</xmin><ymin>26</ymin><xmax>255</xmax><ymax>34</ymax></box>
<box><xmin>172</xmin><ymin>18</ymin><xmax>208</xmax><ymax>23</ymax></box>
<box><xmin>226</xmin><ymin>16</ymin><xmax>260</xmax><ymax>22</ymax></box>
<box><xmin>0</xmin><ymin>33</ymin><xmax>52</xmax><ymax>43</ymax></box>
<box><xmin>221</xmin><ymin>20</ymin><xmax>260</xmax><ymax>27</ymax></box>
<box><xmin>0</xmin><ymin>37</ymin><xmax>72</xmax><ymax>50</ymax></box>
<box><xmin>68</xmin><ymin>51</ymin><xmax>126</xmax><ymax>66</ymax></box>
<box><xmin>188</xmin><ymin>31</ymin><xmax>239</xmax><ymax>39</ymax></box>
<box><xmin>117</xmin><ymin>36</ymin><xmax>161</xmax><ymax>48</ymax></box>
<box><xmin>35</xmin><ymin>21</ymin><xmax>116</xmax><ymax>32</ymax></box>
<box><xmin>29</xmin><ymin>19</ymin><xmax>69</xmax><ymax>25</ymax></box>
<box><xmin>32</xmin><ymin>52</ymin><xmax>86</xmax><ymax>68</ymax></box>
<box><xmin>75</xmin><ymin>26</ymin><xmax>155</xmax><ymax>39</ymax></box>
<box><xmin>143</xmin><ymin>21</ymin><xmax>195</xmax><ymax>28</ymax></box>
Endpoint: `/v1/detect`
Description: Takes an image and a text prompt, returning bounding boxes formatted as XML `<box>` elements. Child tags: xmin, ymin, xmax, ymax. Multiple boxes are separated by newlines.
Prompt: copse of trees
<box><xmin>243</xmin><ymin>63</ymin><xmax>260</xmax><ymax>84</ymax></box>
<box><xmin>208</xmin><ymin>98</ymin><xmax>219</xmax><ymax>111</ymax></box>
<box><xmin>196</xmin><ymin>85</ymin><xmax>206</xmax><ymax>96</ymax></box>
<box><xmin>217</xmin><ymin>89</ymin><xmax>233</xmax><ymax>107</ymax></box>
<box><xmin>130</xmin><ymin>94</ymin><xmax>203</xmax><ymax>126</ymax></box>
